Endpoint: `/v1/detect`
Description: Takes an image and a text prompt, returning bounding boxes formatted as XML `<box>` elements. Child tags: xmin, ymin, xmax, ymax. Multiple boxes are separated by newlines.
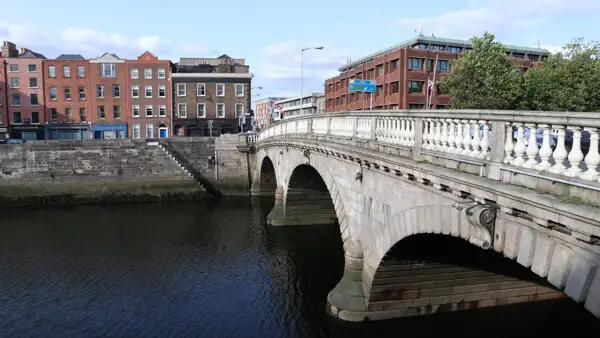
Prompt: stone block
<box><xmin>565</xmin><ymin>256</ymin><xmax>596</xmax><ymax>303</ymax></box>
<box><xmin>547</xmin><ymin>243</ymin><xmax>573</xmax><ymax>289</ymax></box>
<box><xmin>531</xmin><ymin>235</ymin><xmax>555</xmax><ymax>278</ymax></box>
<box><xmin>584</xmin><ymin>266</ymin><xmax>600</xmax><ymax>318</ymax></box>
<box><xmin>517</xmin><ymin>226</ymin><xmax>536</xmax><ymax>268</ymax></box>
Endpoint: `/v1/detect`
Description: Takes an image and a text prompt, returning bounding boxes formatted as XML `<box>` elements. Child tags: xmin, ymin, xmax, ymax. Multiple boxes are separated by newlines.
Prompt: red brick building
<box><xmin>88</xmin><ymin>52</ymin><xmax>128</xmax><ymax>138</ymax></box>
<box><xmin>324</xmin><ymin>35</ymin><xmax>550</xmax><ymax>112</ymax></box>
<box><xmin>125</xmin><ymin>51</ymin><xmax>171</xmax><ymax>138</ymax></box>
<box><xmin>43</xmin><ymin>54</ymin><xmax>92</xmax><ymax>139</ymax></box>
<box><xmin>254</xmin><ymin>96</ymin><xmax>286</xmax><ymax>129</ymax></box>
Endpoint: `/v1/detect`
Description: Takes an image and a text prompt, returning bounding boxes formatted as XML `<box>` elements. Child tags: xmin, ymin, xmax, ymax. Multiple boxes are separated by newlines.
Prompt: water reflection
<box><xmin>0</xmin><ymin>198</ymin><xmax>596</xmax><ymax>337</ymax></box>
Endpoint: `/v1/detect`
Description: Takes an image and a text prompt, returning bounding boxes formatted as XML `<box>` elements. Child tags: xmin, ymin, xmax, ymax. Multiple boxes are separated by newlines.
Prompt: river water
<box><xmin>0</xmin><ymin>198</ymin><xmax>597</xmax><ymax>337</ymax></box>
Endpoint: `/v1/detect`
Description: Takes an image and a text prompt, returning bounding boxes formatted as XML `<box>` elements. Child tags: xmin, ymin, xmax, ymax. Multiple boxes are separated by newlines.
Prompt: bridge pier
<box><xmin>266</xmin><ymin>186</ymin><xmax>286</xmax><ymax>225</ymax></box>
<box><xmin>267</xmin><ymin>189</ymin><xmax>338</xmax><ymax>226</ymax></box>
<box><xmin>327</xmin><ymin>241</ymin><xmax>368</xmax><ymax>321</ymax></box>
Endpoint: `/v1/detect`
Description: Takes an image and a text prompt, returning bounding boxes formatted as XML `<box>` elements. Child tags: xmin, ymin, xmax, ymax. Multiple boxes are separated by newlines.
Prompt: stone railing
<box><xmin>246</xmin><ymin>132</ymin><xmax>259</xmax><ymax>143</ymax></box>
<box><xmin>257</xmin><ymin>110</ymin><xmax>600</xmax><ymax>188</ymax></box>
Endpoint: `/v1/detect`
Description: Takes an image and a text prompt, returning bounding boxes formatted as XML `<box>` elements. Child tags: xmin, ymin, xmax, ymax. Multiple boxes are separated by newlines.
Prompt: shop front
<box><xmin>45</xmin><ymin>123</ymin><xmax>92</xmax><ymax>140</ymax></box>
<box><xmin>10</xmin><ymin>123</ymin><xmax>45</xmax><ymax>141</ymax></box>
<box><xmin>92</xmin><ymin>123</ymin><xmax>128</xmax><ymax>139</ymax></box>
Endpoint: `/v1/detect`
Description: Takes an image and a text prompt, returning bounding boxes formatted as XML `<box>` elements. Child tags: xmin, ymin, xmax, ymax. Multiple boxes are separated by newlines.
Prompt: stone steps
<box><xmin>373</xmin><ymin>266</ymin><xmax>482</xmax><ymax>282</ymax></box>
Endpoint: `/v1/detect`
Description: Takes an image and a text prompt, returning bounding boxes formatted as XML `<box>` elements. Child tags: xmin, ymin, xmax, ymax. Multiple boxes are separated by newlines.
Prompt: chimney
<box><xmin>1</xmin><ymin>41</ymin><xmax>18</xmax><ymax>58</ymax></box>
<box><xmin>19</xmin><ymin>47</ymin><xmax>29</xmax><ymax>55</ymax></box>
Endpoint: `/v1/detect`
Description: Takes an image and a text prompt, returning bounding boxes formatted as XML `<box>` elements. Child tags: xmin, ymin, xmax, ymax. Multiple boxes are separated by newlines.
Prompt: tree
<box><xmin>523</xmin><ymin>38</ymin><xmax>600</xmax><ymax>112</ymax></box>
<box><xmin>438</xmin><ymin>32</ymin><xmax>525</xmax><ymax>110</ymax></box>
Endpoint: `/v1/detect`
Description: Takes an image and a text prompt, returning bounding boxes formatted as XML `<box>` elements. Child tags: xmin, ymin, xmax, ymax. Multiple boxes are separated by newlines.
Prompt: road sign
<box><xmin>348</xmin><ymin>79</ymin><xmax>376</xmax><ymax>93</ymax></box>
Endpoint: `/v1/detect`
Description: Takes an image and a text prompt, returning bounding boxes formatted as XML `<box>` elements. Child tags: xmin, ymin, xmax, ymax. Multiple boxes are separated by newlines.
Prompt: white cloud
<box><xmin>255</xmin><ymin>40</ymin><xmax>350</xmax><ymax>97</ymax></box>
<box><xmin>0</xmin><ymin>22</ymin><xmax>208</xmax><ymax>60</ymax></box>
<box><xmin>395</xmin><ymin>0</ymin><xmax>600</xmax><ymax>43</ymax></box>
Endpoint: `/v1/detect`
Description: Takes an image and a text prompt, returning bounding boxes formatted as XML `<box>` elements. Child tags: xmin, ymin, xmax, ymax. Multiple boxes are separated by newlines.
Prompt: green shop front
<box><xmin>45</xmin><ymin>123</ymin><xmax>92</xmax><ymax>140</ymax></box>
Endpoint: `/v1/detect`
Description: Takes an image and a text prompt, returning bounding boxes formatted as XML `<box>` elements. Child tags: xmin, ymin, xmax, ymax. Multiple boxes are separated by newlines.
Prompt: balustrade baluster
<box><xmin>535</xmin><ymin>124</ymin><xmax>552</xmax><ymax>171</ymax></box>
<box><xmin>549</xmin><ymin>126</ymin><xmax>568</xmax><ymax>175</ymax></box>
<box><xmin>433</xmin><ymin>119</ymin><xmax>442</xmax><ymax>150</ymax></box>
<box><xmin>400</xmin><ymin>119</ymin><xmax>407</xmax><ymax>145</ymax></box>
<box><xmin>392</xmin><ymin>119</ymin><xmax>400</xmax><ymax>144</ymax></box>
<box><xmin>564</xmin><ymin>126</ymin><xmax>584</xmax><ymax>178</ymax></box>
<box><xmin>523</xmin><ymin>124</ymin><xmax>540</xmax><ymax>168</ymax></box>
<box><xmin>581</xmin><ymin>127</ymin><xmax>600</xmax><ymax>181</ymax></box>
<box><xmin>454</xmin><ymin>120</ymin><xmax>463</xmax><ymax>154</ymax></box>
<box><xmin>478</xmin><ymin>120</ymin><xmax>490</xmax><ymax>160</ymax></box>
<box><xmin>469</xmin><ymin>120</ymin><xmax>481</xmax><ymax>158</ymax></box>
<box><xmin>409</xmin><ymin>119</ymin><xmax>415</xmax><ymax>146</ymax></box>
<box><xmin>461</xmin><ymin>120</ymin><xmax>472</xmax><ymax>156</ymax></box>
<box><xmin>421</xmin><ymin>120</ymin><xmax>430</xmax><ymax>149</ymax></box>
<box><xmin>504</xmin><ymin>122</ymin><xmax>514</xmax><ymax>164</ymax></box>
<box><xmin>511</xmin><ymin>123</ymin><xmax>526</xmax><ymax>167</ymax></box>
<box><xmin>426</xmin><ymin>119</ymin><xmax>435</xmax><ymax>149</ymax></box>
<box><xmin>447</xmin><ymin>119</ymin><xmax>456</xmax><ymax>153</ymax></box>
<box><xmin>440</xmin><ymin>120</ymin><xmax>449</xmax><ymax>152</ymax></box>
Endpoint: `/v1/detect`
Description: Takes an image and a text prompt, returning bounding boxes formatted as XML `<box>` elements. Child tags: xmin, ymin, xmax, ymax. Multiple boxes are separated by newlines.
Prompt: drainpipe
<box><xmin>169</xmin><ymin>67</ymin><xmax>173</xmax><ymax>137</ymax></box>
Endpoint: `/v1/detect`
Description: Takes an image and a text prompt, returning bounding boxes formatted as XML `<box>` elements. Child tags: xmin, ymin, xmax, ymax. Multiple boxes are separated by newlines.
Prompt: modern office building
<box><xmin>273</xmin><ymin>93</ymin><xmax>324</xmax><ymax>121</ymax></box>
<box><xmin>254</xmin><ymin>96</ymin><xmax>286</xmax><ymax>129</ymax></box>
<box><xmin>324</xmin><ymin>34</ymin><xmax>550</xmax><ymax>112</ymax></box>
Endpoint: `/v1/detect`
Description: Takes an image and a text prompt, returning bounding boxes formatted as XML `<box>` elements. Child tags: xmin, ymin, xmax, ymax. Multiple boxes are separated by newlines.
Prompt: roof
<box><xmin>19</xmin><ymin>50</ymin><xmax>46</xmax><ymax>59</ymax></box>
<box><xmin>339</xmin><ymin>34</ymin><xmax>551</xmax><ymax>71</ymax></box>
<box><xmin>218</xmin><ymin>54</ymin><xmax>232</xmax><ymax>59</ymax></box>
<box><xmin>56</xmin><ymin>54</ymin><xmax>85</xmax><ymax>60</ymax></box>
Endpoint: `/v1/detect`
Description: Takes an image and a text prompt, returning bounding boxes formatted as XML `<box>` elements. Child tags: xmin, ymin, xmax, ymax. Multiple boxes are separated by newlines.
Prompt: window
<box><xmin>197</xmin><ymin>103</ymin><xmax>205</xmax><ymax>117</ymax></box>
<box><xmin>216</xmin><ymin>103</ymin><xmax>225</xmax><ymax>117</ymax></box>
<box><xmin>132</xmin><ymin>124</ymin><xmax>141</xmax><ymax>139</ymax></box>
<box><xmin>235</xmin><ymin>84</ymin><xmax>244</xmax><ymax>97</ymax></box>
<box><xmin>408</xmin><ymin>81</ymin><xmax>423</xmax><ymax>93</ymax></box>
<box><xmin>112</xmin><ymin>85</ymin><xmax>120</xmax><ymax>98</ymax></box>
<box><xmin>197</xmin><ymin>83</ymin><xmax>205</xmax><ymax>96</ymax></box>
<box><xmin>113</xmin><ymin>105</ymin><xmax>121</xmax><ymax>119</ymax></box>
<box><xmin>50</xmin><ymin>108</ymin><xmax>58</xmax><ymax>122</ymax></box>
<box><xmin>146</xmin><ymin>124</ymin><xmax>154</xmax><ymax>138</ymax></box>
<box><xmin>391</xmin><ymin>81</ymin><xmax>399</xmax><ymax>94</ymax></box>
<box><xmin>100</xmin><ymin>63</ymin><xmax>116</xmax><ymax>77</ymax></box>
<box><xmin>447</xmin><ymin>46</ymin><xmax>461</xmax><ymax>53</ymax></box>
<box><xmin>10</xmin><ymin>77</ymin><xmax>19</xmax><ymax>88</ymax></box>
<box><xmin>96</xmin><ymin>85</ymin><xmax>105</xmax><ymax>98</ymax></box>
<box><xmin>132</xmin><ymin>85</ymin><xmax>139</xmax><ymax>98</ymax></box>
<box><xmin>216</xmin><ymin>83</ymin><xmax>225</xmax><ymax>96</ymax></box>
<box><xmin>145</xmin><ymin>85</ymin><xmax>152</xmax><ymax>98</ymax></box>
<box><xmin>77</xmin><ymin>66</ymin><xmax>85</xmax><ymax>77</ymax></box>
<box><xmin>408</xmin><ymin>58</ymin><xmax>423</xmax><ymax>70</ymax></box>
<box><xmin>31</xmin><ymin>111</ymin><xmax>40</xmax><ymax>123</ymax></box>
<box><xmin>49</xmin><ymin>87</ymin><xmax>57</xmax><ymax>100</ymax></box>
<box><xmin>177</xmin><ymin>83</ymin><xmax>186</xmax><ymax>96</ymax></box>
<box><xmin>131</xmin><ymin>69</ymin><xmax>139</xmax><ymax>79</ymax></box>
<box><xmin>145</xmin><ymin>105</ymin><xmax>153</xmax><ymax>117</ymax></box>
<box><xmin>157</xmin><ymin>68</ymin><xmax>166</xmax><ymax>79</ymax></box>
<box><xmin>159</xmin><ymin>105</ymin><xmax>166</xmax><ymax>117</ymax></box>
<box><xmin>13</xmin><ymin>112</ymin><xmax>22</xmax><ymax>123</ymax></box>
<box><xmin>11</xmin><ymin>93</ymin><xmax>20</xmax><ymax>106</ymax></box>
<box><xmin>436</xmin><ymin>104</ymin><xmax>449</xmax><ymax>109</ymax></box>
<box><xmin>412</xmin><ymin>43</ymin><xmax>427</xmax><ymax>49</ymax></box>
<box><xmin>64</xmin><ymin>87</ymin><xmax>72</xmax><ymax>100</ymax></box>
<box><xmin>30</xmin><ymin>94</ymin><xmax>39</xmax><ymax>105</ymax></box>
<box><xmin>376</xmin><ymin>85</ymin><xmax>383</xmax><ymax>96</ymax></box>
<box><xmin>427</xmin><ymin>59</ymin><xmax>434</xmax><ymax>72</ymax></box>
<box><xmin>132</xmin><ymin>105</ymin><xmax>140</xmax><ymax>117</ymax></box>
<box><xmin>28</xmin><ymin>64</ymin><xmax>37</xmax><ymax>72</ymax></box>
<box><xmin>437</xmin><ymin>60</ymin><xmax>450</xmax><ymax>72</ymax></box>
<box><xmin>63</xmin><ymin>65</ymin><xmax>71</xmax><ymax>77</ymax></box>
<box><xmin>408</xmin><ymin>103</ymin><xmax>425</xmax><ymax>109</ymax></box>
<box><xmin>177</xmin><ymin>103</ymin><xmax>186</xmax><ymax>118</ymax></box>
<box><xmin>29</xmin><ymin>77</ymin><xmax>38</xmax><ymax>88</ymax></box>
<box><xmin>48</xmin><ymin>66</ymin><xmax>56</xmax><ymax>78</ymax></box>
<box><xmin>65</xmin><ymin>108</ymin><xmax>72</xmax><ymax>121</ymax></box>
<box><xmin>97</xmin><ymin>106</ymin><xmax>105</xmax><ymax>119</ymax></box>
<box><xmin>9</xmin><ymin>64</ymin><xmax>18</xmax><ymax>72</ymax></box>
<box><xmin>158</xmin><ymin>85</ymin><xmax>166</xmax><ymax>98</ymax></box>
<box><xmin>390</xmin><ymin>59</ymin><xmax>399</xmax><ymax>71</ymax></box>
<box><xmin>79</xmin><ymin>108</ymin><xmax>86</xmax><ymax>122</ymax></box>
<box><xmin>377</xmin><ymin>64</ymin><xmax>384</xmax><ymax>76</ymax></box>
<box><xmin>79</xmin><ymin>86</ymin><xmax>86</xmax><ymax>100</ymax></box>
<box><xmin>430</xmin><ymin>45</ymin><xmax>444</xmax><ymax>51</ymax></box>
<box><xmin>235</xmin><ymin>103</ymin><xmax>243</xmax><ymax>117</ymax></box>
<box><xmin>144</xmin><ymin>69</ymin><xmax>152</xmax><ymax>79</ymax></box>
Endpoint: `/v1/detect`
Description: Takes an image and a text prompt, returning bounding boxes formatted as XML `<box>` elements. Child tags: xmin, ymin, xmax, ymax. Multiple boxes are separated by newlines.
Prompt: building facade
<box><xmin>89</xmin><ymin>53</ymin><xmax>128</xmax><ymax>139</ymax></box>
<box><xmin>254</xmin><ymin>97</ymin><xmax>286</xmax><ymax>130</ymax></box>
<box><xmin>43</xmin><ymin>54</ymin><xmax>92</xmax><ymax>139</ymax></box>
<box><xmin>273</xmin><ymin>93</ymin><xmax>324</xmax><ymax>121</ymax></box>
<box><xmin>1</xmin><ymin>42</ymin><xmax>47</xmax><ymax>140</ymax></box>
<box><xmin>126</xmin><ymin>51</ymin><xmax>171</xmax><ymax>138</ymax></box>
<box><xmin>324</xmin><ymin>34</ymin><xmax>550</xmax><ymax>112</ymax></box>
<box><xmin>172</xmin><ymin>55</ymin><xmax>252</xmax><ymax>136</ymax></box>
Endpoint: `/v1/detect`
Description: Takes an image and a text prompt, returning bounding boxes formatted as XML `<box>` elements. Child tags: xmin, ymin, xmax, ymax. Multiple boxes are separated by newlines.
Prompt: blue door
<box><xmin>159</xmin><ymin>128</ymin><xmax>167</xmax><ymax>138</ymax></box>
<box><xmin>94</xmin><ymin>130</ymin><xmax>102</xmax><ymax>139</ymax></box>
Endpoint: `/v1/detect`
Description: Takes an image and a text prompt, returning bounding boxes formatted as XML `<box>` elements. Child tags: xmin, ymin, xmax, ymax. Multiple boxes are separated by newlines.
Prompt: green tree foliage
<box><xmin>438</xmin><ymin>32</ymin><xmax>524</xmax><ymax>110</ymax></box>
<box><xmin>523</xmin><ymin>38</ymin><xmax>600</xmax><ymax>112</ymax></box>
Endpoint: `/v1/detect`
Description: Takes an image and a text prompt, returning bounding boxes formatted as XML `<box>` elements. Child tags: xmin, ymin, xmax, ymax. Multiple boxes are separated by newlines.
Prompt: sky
<box><xmin>1</xmin><ymin>0</ymin><xmax>599</xmax><ymax>100</ymax></box>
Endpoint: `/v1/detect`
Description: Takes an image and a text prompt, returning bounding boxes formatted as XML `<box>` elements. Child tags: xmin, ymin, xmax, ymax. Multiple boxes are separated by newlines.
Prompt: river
<box><xmin>0</xmin><ymin>197</ymin><xmax>597</xmax><ymax>337</ymax></box>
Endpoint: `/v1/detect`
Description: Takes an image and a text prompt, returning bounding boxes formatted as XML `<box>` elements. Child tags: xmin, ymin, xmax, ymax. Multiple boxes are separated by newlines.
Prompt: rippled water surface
<box><xmin>0</xmin><ymin>197</ymin><xmax>597</xmax><ymax>337</ymax></box>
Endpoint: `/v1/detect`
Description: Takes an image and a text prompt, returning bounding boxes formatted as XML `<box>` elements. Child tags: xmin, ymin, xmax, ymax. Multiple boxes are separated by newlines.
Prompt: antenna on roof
<box><xmin>418</xmin><ymin>23</ymin><xmax>423</xmax><ymax>36</ymax></box>
<box><xmin>536</xmin><ymin>37</ymin><xmax>541</xmax><ymax>49</ymax></box>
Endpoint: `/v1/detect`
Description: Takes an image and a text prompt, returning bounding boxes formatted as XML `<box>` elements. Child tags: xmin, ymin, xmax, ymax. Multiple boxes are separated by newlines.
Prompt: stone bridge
<box><xmin>246</xmin><ymin>110</ymin><xmax>600</xmax><ymax>321</ymax></box>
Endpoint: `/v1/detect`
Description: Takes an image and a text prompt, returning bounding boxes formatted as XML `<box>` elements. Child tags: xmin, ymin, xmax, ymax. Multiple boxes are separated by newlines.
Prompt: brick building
<box><xmin>43</xmin><ymin>54</ymin><xmax>92</xmax><ymax>139</ymax></box>
<box><xmin>126</xmin><ymin>51</ymin><xmax>172</xmax><ymax>138</ymax></box>
<box><xmin>324</xmin><ymin>34</ymin><xmax>550</xmax><ymax>112</ymax></box>
<box><xmin>172</xmin><ymin>54</ymin><xmax>253</xmax><ymax>136</ymax></box>
<box><xmin>89</xmin><ymin>53</ymin><xmax>128</xmax><ymax>139</ymax></box>
<box><xmin>254</xmin><ymin>97</ymin><xmax>286</xmax><ymax>130</ymax></box>
<box><xmin>1</xmin><ymin>41</ymin><xmax>47</xmax><ymax>140</ymax></box>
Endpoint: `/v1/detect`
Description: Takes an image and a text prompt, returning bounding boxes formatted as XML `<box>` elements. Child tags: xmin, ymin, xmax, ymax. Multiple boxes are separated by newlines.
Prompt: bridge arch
<box><xmin>258</xmin><ymin>156</ymin><xmax>277</xmax><ymax>195</ymax></box>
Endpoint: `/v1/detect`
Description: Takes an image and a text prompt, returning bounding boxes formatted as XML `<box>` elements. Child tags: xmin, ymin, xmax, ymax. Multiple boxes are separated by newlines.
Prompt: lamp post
<box><xmin>300</xmin><ymin>46</ymin><xmax>323</xmax><ymax>116</ymax></box>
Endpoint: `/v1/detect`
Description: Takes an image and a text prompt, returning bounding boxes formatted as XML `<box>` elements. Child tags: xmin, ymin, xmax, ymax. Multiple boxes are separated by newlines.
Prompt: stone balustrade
<box><xmin>257</xmin><ymin>110</ymin><xmax>600</xmax><ymax>187</ymax></box>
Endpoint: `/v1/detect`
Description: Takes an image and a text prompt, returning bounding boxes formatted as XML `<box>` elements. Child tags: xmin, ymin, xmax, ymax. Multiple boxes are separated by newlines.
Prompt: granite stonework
<box><xmin>252</xmin><ymin>135</ymin><xmax>600</xmax><ymax>321</ymax></box>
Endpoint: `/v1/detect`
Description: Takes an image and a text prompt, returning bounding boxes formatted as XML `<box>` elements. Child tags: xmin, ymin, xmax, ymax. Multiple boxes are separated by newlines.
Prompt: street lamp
<box><xmin>300</xmin><ymin>46</ymin><xmax>323</xmax><ymax>116</ymax></box>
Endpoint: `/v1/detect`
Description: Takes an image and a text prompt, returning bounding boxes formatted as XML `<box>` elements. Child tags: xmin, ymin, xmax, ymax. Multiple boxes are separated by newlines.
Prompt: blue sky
<box><xmin>1</xmin><ymin>0</ymin><xmax>599</xmax><ymax>99</ymax></box>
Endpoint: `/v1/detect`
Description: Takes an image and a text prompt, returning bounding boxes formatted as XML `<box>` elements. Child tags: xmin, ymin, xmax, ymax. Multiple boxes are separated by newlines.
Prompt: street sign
<box><xmin>348</xmin><ymin>79</ymin><xmax>376</xmax><ymax>93</ymax></box>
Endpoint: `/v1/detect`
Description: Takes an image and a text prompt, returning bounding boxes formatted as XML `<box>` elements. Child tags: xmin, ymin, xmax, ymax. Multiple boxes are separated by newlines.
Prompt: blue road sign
<box><xmin>348</xmin><ymin>79</ymin><xmax>376</xmax><ymax>93</ymax></box>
